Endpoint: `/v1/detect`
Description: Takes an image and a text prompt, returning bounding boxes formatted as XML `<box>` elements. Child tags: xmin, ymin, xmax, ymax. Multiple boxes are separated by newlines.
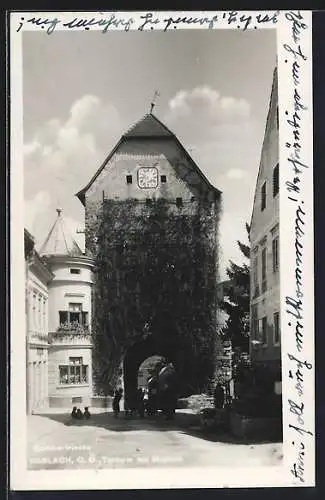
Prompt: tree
<box><xmin>220</xmin><ymin>223</ymin><xmax>250</xmax><ymax>354</ymax></box>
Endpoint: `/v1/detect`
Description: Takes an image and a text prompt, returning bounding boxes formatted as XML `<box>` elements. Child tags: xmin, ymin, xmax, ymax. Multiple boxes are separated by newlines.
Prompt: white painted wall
<box><xmin>47</xmin><ymin>259</ymin><xmax>93</xmax><ymax>332</ymax></box>
<box><xmin>250</xmin><ymin>69</ymin><xmax>280</xmax><ymax>367</ymax></box>
<box><xmin>27</xmin><ymin>270</ymin><xmax>49</xmax><ymax>341</ymax></box>
<box><xmin>48</xmin><ymin>346</ymin><xmax>92</xmax><ymax>399</ymax></box>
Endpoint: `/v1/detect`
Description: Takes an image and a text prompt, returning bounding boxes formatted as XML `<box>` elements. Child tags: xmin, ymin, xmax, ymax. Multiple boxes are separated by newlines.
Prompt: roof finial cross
<box><xmin>150</xmin><ymin>90</ymin><xmax>160</xmax><ymax>114</ymax></box>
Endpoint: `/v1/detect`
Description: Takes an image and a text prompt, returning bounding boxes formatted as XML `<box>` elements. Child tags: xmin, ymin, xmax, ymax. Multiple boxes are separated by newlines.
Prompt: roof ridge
<box><xmin>123</xmin><ymin>112</ymin><xmax>174</xmax><ymax>139</ymax></box>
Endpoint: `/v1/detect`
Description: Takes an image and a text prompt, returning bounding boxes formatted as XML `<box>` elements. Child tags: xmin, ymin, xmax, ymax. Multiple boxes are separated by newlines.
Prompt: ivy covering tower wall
<box><xmin>85</xmin><ymin>196</ymin><xmax>221</xmax><ymax>396</ymax></box>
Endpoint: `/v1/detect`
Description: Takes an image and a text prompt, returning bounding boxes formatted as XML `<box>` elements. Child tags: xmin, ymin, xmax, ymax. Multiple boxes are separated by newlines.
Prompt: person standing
<box><xmin>137</xmin><ymin>388</ymin><xmax>145</xmax><ymax>418</ymax></box>
<box><xmin>214</xmin><ymin>382</ymin><xmax>225</xmax><ymax>409</ymax></box>
<box><xmin>147</xmin><ymin>376</ymin><xmax>158</xmax><ymax>416</ymax></box>
<box><xmin>112</xmin><ymin>388</ymin><xmax>123</xmax><ymax>418</ymax></box>
<box><xmin>143</xmin><ymin>388</ymin><xmax>149</xmax><ymax>413</ymax></box>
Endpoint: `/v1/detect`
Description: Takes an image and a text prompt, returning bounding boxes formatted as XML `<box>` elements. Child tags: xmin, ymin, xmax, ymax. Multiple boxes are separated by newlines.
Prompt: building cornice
<box><xmin>24</xmin><ymin>229</ymin><xmax>35</xmax><ymax>260</ymax></box>
<box><xmin>50</xmin><ymin>279</ymin><xmax>93</xmax><ymax>286</ymax></box>
<box><xmin>28</xmin><ymin>342</ymin><xmax>49</xmax><ymax>349</ymax></box>
<box><xmin>44</xmin><ymin>254</ymin><xmax>94</xmax><ymax>268</ymax></box>
<box><xmin>49</xmin><ymin>343</ymin><xmax>93</xmax><ymax>349</ymax></box>
<box><xmin>29</xmin><ymin>252</ymin><xmax>54</xmax><ymax>284</ymax></box>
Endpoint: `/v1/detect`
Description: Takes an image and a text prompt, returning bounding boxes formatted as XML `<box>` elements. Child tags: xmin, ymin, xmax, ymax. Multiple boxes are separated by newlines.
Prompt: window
<box><xmin>38</xmin><ymin>296</ymin><xmax>42</xmax><ymax>330</ymax></box>
<box><xmin>251</xmin><ymin>305</ymin><xmax>258</xmax><ymax>340</ymax></box>
<box><xmin>32</xmin><ymin>293</ymin><xmax>36</xmax><ymax>326</ymax></box>
<box><xmin>274</xmin><ymin>312</ymin><xmax>280</xmax><ymax>344</ymax></box>
<box><xmin>253</xmin><ymin>256</ymin><xmax>259</xmax><ymax>296</ymax></box>
<box><xmin>59</xmin><ymin>357</ymin><xmax>89</xmax><ymax>385</ymax></box>
<box><xmin>69</xmin><ymin>303</ymin><xmax>82</xmax><ymax>311</ymax></box>
<box><xmin>261</xmin><ymin>181</ymin><xmax>266</xmax><ymax>211</ymax></box>
<box><xmin>58</xmin><ymin>303</ymin><xmax>88</xmax><ymax>327</ymax></box>
<box><xmin>69</xmin><ymin>303</ymin><xmax>82</xmax><ymax>323</ymax></box>
<box><xmin>176</xmin><ymin>197</ymin><xmax>183</xmax><ymax>208</ymax></box>
<box><xmin>260</xmin><ymin>316</ymin><xmax>268</xmax><ymax>345</ymax></box>
<box><xmin>273</xmin><ymin>163</ymin><xmax>279</xmax><ymax>197</ymax></box>
<box><xmin>272</xmin><ymin>236</ymin><xmax>279</xmax><ymax>272</ymax></box>
<box><xmin>261</xmin><ymin>247</ymin><xmax>267</xmax><ymax>292</ymax></box>
<box><xmin>70</xmin><ymin>356</ymin><xmax>82</xmax><ymax>364</ymax></box>
<box><xmin>42</xmin><ymin>298</ymin><xmax>46</xmax><ymax>331</ymax></box>
<box><xmin>59</xmin><ymin>311</ymin><xmax>68</xmax><ymax>324</ymax></box>
<box><xmin>145</xmin><ymin>198</ymin><xmax>152</xmax><ymax>206</ymax></box>
<box><xmin>160</xmin><ymin>175</ymin><xmax>167</xmax><ymax>183</ymax></box>
<box><xmin>82</xmin><ymin>311</ymin><xmax>89</xmax><ymax>326</ymax></box>
<box><xmin>126</xmin><ymin>175</ymin><xmax>132</xmax><ymax>184</ymax></box>
<box><xmin>70</xmin><ymin>268</ymin><xmax>81</xmax><ymax>275</ymax></box>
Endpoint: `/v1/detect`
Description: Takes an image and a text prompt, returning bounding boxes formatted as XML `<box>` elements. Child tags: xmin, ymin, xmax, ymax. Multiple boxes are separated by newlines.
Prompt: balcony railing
<box><xmin>48</xmin><ymin>322</ymin><xmax>92</xmax><ymax>345</ymax></box>
<box><xmin>56</xmin><ymin>321</ymin><xmax>90</xmax><ymax>334</ymax></box>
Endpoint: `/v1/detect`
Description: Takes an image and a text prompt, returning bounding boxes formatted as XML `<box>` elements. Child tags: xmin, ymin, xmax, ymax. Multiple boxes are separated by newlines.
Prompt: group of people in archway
<box><xmin>112</xmin><ymin>373</ymin><xmax>177</xmax><ymax>420</ymax></box>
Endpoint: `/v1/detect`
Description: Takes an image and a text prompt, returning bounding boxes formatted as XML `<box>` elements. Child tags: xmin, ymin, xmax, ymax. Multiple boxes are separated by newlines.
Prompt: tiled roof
<box><xmin>123</xmin><ymin>113</ymin><xmax>174</xmax><ymax>138</ymax></box>
<box><xmin>39</xmin><ymin>208</ymin><xmax>83</xmax><ymax>257</ymax></box>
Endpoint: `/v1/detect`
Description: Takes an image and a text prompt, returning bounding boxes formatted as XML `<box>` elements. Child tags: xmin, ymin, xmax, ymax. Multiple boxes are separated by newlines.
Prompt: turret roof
<box><xmin>39</xmin><ymin>208</ymin><xmax>83</xmax><ymax>257</ymax></box>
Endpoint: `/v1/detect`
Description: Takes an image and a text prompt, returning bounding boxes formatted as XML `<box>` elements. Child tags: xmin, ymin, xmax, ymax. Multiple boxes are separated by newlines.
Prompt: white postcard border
<box><xmin>10</xmin><ymin>10</ymin><xmax>315</xmax><ymax>490</ymax></box>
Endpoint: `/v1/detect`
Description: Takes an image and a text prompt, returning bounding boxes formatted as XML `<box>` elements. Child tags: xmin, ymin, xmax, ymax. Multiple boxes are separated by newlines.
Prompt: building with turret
<box><xmin>39</xmin><ymin>209</ymin><xmax>94</xmax><ymax>407</ymax></box>
<box><xmin>25</xmin><ymin>209</ymin><xmax>95</xmax><ymax>412</ymax></box>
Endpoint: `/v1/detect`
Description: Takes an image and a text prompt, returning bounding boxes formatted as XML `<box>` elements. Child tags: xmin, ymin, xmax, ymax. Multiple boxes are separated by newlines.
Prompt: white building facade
<box><xmin>25</xmin><ymin>229</ymin><xmax>53</xmax><ymax>414</ymax></box>
<box><xmin>39</xmin><ymin>209</ymin><xmax>94</xmax><ymax>408</ymax></box>
<box><xmin>249</xmin><ymin>67</ymin><xmax>281</xmax><ymax>393</ymax></box>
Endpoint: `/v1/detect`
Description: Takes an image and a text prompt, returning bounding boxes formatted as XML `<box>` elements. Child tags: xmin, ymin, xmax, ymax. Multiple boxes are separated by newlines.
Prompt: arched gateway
<box><xmin>123</xmin><ymin>336</ymin><xmax>177</xmax><ymax>404</ymax></box>
<box><xmin>76</xmin><ymin>112</ymin><xmax>222</xmax><ymax>399</ymax></box>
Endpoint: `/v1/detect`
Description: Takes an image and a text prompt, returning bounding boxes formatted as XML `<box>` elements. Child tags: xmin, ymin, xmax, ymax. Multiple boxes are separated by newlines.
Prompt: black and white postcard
<box><xmin>10</xmin><ymin>10</ymin><xmax>314</xmax><ymax>490</ymax></box>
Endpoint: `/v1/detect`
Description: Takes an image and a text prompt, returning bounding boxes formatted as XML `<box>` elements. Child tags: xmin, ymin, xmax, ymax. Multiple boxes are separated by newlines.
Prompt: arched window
<box><xmin>273</xmin><ymin>163</ymin><xmax>279</xmax><ymax>197</ymax></box>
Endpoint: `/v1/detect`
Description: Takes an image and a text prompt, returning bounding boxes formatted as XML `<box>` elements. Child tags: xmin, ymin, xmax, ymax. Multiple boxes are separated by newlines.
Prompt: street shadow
<box><xmin>33</xmin><ymin>410</ymin><xmax>282</xmax><ymax>445</ymax></box>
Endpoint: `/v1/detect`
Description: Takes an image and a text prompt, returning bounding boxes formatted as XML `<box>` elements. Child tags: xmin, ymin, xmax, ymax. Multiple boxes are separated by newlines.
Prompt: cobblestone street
<box><xmin>27</xmin><ymin>410</ymin><xmax>283</xmax><ymax>470</ymax></box>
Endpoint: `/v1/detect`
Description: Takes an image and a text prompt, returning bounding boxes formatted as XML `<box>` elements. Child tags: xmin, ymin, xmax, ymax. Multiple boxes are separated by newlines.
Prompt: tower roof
<box><xmin>123</xmin><ymin>113</ymin><xmax>174</xmax><ymax>139</ymax></box>
<box><xmin>39</xmin><ymin>208</ymin><xmax>83</xmax><ymax>257</ymax></box>
<box><xmin>76</xmin><ymin>112</ymin><xmax>222</xmax><ymax>205</ymax></box>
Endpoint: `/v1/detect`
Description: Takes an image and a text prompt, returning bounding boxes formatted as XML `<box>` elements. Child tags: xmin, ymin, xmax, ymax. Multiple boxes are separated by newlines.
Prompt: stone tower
<box><xmin>77</xmin><ymin>112</ymin><xmax>222</xmax><ymax>397</ymax></box>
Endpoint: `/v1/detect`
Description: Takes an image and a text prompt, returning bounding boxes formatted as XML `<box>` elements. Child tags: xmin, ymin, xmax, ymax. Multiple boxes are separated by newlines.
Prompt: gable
<box><xmin>76</xmin><ymin>113</ymin><xmax>221</xmax><ymax>205</ymax></box>
<box><xmin>85</xmin><ymin>136</ymin><xmax>220</xmax><ymax>203</ymax></box>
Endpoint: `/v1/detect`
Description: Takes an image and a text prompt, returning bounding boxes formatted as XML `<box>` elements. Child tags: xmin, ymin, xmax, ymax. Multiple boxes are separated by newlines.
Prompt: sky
<box><xmin>23</xmin><ymin>28</ymin><xmax>276</xmax><ymax>280</ymax></box>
